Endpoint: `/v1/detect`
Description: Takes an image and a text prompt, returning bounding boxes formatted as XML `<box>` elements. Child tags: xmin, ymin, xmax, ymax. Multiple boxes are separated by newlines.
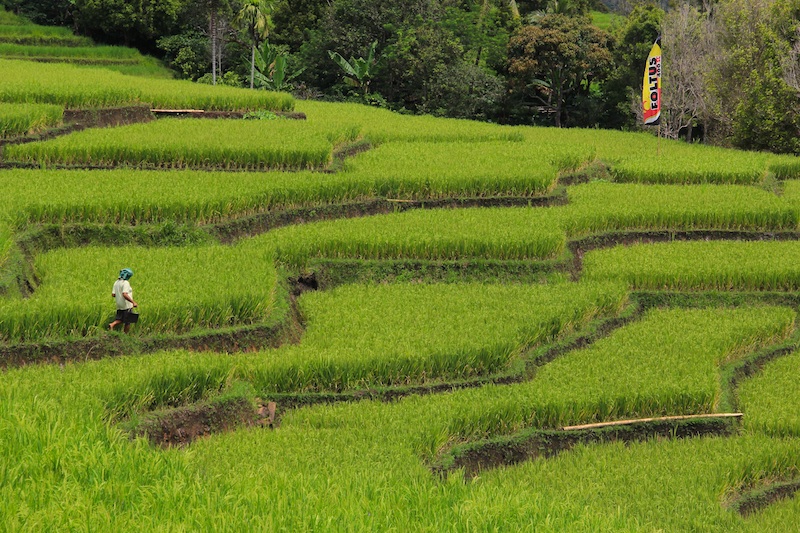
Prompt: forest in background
<box><xmin>2</xmin><ymin>0</ymin><xmax>798</xmax><ymax>154</ymax></box>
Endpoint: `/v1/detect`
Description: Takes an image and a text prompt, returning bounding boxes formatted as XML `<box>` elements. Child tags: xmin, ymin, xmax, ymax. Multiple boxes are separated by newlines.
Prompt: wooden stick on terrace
<box><xmin>151</xmin><ymin>109</ymin><xmax>206</xmax><ymax>115</ymax></box>
<box><xmin>561</xmin><ymin>412</ymin><xmax>743</xmax><ymax>431</ymax></box>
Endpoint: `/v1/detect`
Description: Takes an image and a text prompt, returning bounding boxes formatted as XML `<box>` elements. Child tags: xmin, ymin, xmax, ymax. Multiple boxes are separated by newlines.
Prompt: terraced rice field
<box><xmin>2</xmin><ymin>14</ymin><xmax>800</xmax><ymax>530</ymax></box>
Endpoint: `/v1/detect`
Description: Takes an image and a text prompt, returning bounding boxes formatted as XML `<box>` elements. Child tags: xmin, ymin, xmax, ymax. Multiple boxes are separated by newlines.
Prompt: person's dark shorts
<box><xmin>115</xmin><ymin>308</ymin><xmax>138</xmax><ymax>323</ymax></box>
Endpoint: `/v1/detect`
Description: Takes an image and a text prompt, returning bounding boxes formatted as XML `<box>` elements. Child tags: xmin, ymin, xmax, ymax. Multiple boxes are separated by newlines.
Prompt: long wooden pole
<box><xmin>561</xmin><ymin>412</ymin><xmax>743</xmax><ymax>431</ymax></box>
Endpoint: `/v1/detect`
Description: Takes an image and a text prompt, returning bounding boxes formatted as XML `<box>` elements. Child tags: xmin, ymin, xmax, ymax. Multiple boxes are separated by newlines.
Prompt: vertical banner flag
<box><xmin>642</xmin><ymin>36</ymin><xmax>662</xmax><ymax>126</ymax></box>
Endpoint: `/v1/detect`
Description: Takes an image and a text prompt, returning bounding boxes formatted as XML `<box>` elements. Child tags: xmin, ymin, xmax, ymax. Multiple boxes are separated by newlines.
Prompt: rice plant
<box><xmin>0</xmin><ymin>305</ymin><xmax>793</xmax><ymax>530</ymax></box>
<box><xmin>0</xmin><ymin>23</ymin><xmax>91</xmax><ymax>46</ymax></box>
<box><xmin>0</xmin><ymin>102</ymin><xmax>63</xmax><ymax>138</ymax></box>
<box><xmin>583</xmin><ymin>240</ymin><xmax>800</xmax><ymax>291</ymax></box>
<box><xmin>235</xmin><ymin>281</ymin><xmax>628</xmax><ymax>392</ymax></box>
<box><xmin>739</xmin><ymin>349</ymin><xmax>800</xmax><ymax>437</ymax></box>
<box><xmin>244</xmin><ymin>206</ymin><xmax>568</xmax><ymax>265</ymax></box>
<box><xmin>5</xmin><ymin>118</ymin><xmax>350</xmax><ymax>170</ymax></box>
<box><xmin>0</xmin><ymin>58</ymin><xmax>294</xmax><ymax>111</ymax></box>
<box><xmin>0</xmin><ymin>222</ymin><xmax>11</xmax><ymax>268</ymax></box>
<box><xmin>0</xmin><ymin>43</ymin><xmax>144</xmax><ymax>63</ymax></box>
<box><xmin>297</xmin><ymin>100</ymin><xmax>525</xmax><ymax>143</ymax></box>
<box><xmin>559</xmin><ymin>181</ymin><xmax>800</xmax><ymax>236</ymax></box>
<box><xmin>0</xmin><ymin>245</ymin><xmax>280</xmax><ymax>342</ymax></box>
<box><xmin>341</xmin><ymin>141</ymin><xmax>574</xmax><ymax>197</ymax></box>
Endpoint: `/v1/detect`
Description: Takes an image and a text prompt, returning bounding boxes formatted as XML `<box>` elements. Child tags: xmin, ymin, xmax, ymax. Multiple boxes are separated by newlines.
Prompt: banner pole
<box><xmin>658</xmin><ymin>122</ymin><xmax>661</xmax><ymax>157</ymax></box>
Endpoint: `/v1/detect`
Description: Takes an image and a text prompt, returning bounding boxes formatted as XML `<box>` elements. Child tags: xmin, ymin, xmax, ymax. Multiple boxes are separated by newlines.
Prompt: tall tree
<box><xmin>706</xmin><ymin>0</ymin><xmax>800</xmax><ymax>153</ymax></box>
<box><xmin>72</xmin><ymin>0</ymin><xmax>187</xmax><ymax>51</ymax></box>
<box><xmin>234</xmin><ymin>0</ymin><xmax>272</xmax><ymax>89</ymax></box>
<box><xmin>600</xmin><ymin>2</ymin><xmax>664</xmax><ymax>129</ymax></box>
<box><xmin>661</xmin><ymin>3</ymin><xmax>712</xmax><ymax>141</ymax></box>
<box><xmin>206</xmin><ymin>0</ymin><xmax>234</xmax><ymax>85</ymax></box>
<box><xmin>507</xmin><ymin>14</ymin><xmax>612</xmax><ymax>127</ymax></box>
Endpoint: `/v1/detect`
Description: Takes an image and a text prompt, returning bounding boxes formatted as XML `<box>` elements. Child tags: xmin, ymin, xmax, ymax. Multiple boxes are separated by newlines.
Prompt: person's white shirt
<box><xmin>112</xmin><ymin>279</ymin><xmax>133</xmax><ymax>310</ymax></box>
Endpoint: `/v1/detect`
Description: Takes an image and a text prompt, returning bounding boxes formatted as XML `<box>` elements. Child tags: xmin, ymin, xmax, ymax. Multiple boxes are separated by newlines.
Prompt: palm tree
<box><xmin>234</xmin><ymin>0</ymin><xmax>272</xmax><ymax>89</ymax></box>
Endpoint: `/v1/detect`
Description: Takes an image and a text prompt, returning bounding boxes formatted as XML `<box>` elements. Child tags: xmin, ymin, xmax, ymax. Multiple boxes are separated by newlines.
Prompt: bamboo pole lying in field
<box><xmin>561</xmin><ymin>413</ymin><xmax>743</xmax><ymax>431</ymax></box>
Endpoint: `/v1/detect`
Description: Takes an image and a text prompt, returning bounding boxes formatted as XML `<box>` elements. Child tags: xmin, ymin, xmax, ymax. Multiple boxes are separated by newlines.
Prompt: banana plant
<box><xmin>254</xmin><ymin>41</ymin><xmax>303</xmax><ymax>92</ymax></box>
<box><xmin>327</xmin><ymin>40</ymin><xmax>378</xmax><ymax>95</ymax></box>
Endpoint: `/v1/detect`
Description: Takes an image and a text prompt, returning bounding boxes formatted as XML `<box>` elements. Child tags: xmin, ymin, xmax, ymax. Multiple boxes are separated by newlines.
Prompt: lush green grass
<box><xmin>0</xmin><ymin>8</ymin><xmax>25</xmax><ymax>25</ymax></box>
<box><xmin>235</xmin><ymin>182</ymin><xmax>800</xmax><ymax>267</ymax></box>
<box><xmin>0</xmin><ymin>43</ymin><xmax>144</xmax><ymax>63</ymax></box>
<box><xmin>0</xmin><ymin>222</ymin><xmax>11</xmax><ymax>268</ymax></box>
<box><xmin>376</xmin><ymin>306</ymin><xmax>795</xmax><ymax>445</ymax></box>
<box><xmin>518</xmin><ymin>126</ymin><xmax>798</xmax><ymax>183</ymax></box>
<box><xmin>0</xmin><ymin>163</ymin><xmax>552</xmax><ymax>228</ymax></box>
<box><xmin>234</xmin><ymin>281</ymin><xmax>627</xmax><ymax>392</ymax></box>
<box><xmin>2</xmin><ymin>93</ymin><xmax>800</xmax><ymax>530</ymax></box>
<box><xmin>86</xmin><ymin>58</ymin><xmax>176</xmax><ymax>79</ymax></box>
<box><xmin>0</xmin><ymin>168</ymin><xmax>343</xmax><ymax>226</ymax></box>
<box><xmin>297</xmin><ymin>99</ymin><xmax>525</xmax><ymax>143</ymax></box>
<box><xmin>0</xmin><ymin>245</ymin><xmax>280</xmax><ymax>343</ymax></box>
<box><xmin>246</xmin><ymin>206</ymin><xmax>567</xmax><ymax>265</ymax></box>
<box><xmin>1</xmin><ymin>305</ymin><xmax>795</xmax><ymax>530</ymax></box>
<box><xmin>5</xmin><ymin>118</ymin><xmax>354</xmax><ymax>170</ymax></box>
<box><xmin>0</xmin><ymin>59</ymin><xmax>293</xmax><ymax>110</ymax></box>
<box><xmin>560</xmin><ymin>182</ymin><xmax>800</xmax><ymax>235</ymax></box>
<box><xmin>1</xmin><ymin>169</ymin><xmax>796</xmax><ymax>233</ymax></box>
<box><xmin>0</xmin><ymin>101</ymin><xmax>62</xmax><ymax>138</ymax></box>
<box><xmin>342</xmin><ymin>140</ymin><xmax>564</xmax><ymax>196</ymax></box>
<box><xmin>769</xmin><ymin>154</ymin><xmax>800</xmax><ymax>180</ymax></box>
<box><xmin>583</xmin><ymin>241</ymin><xmax>800</xmax><ymax>291</ymax></box>
<box><xmin>739</xmin><ymin>349</ymin><xmax>800</xmax><ymax>437</ymax></box>
<box><xmin>0</xmin><ymin>23</ymin><xmax>91</xmax><ymax>46</ymax></box>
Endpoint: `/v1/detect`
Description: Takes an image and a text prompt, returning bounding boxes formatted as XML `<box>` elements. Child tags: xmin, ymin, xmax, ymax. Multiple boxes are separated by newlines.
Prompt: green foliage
<box><xmin>156</xmin><ymin>31</ymin><xmax>209</xmax><ymax>80</ymax></box>
<box><xmin>328</xmin><ymin>40</ymin><xmax>377</xmax><ymax>94</ymax></box>
<box><xmin>2</xmin><ymin>305</ymin><xmax>794</xmax><ymax>530</ymax></box>
<box><xmin>0</xmin><ymin>59</ymin><xmax>294</xmax><ymax>110</ymax></box>
<box><xmin>196</xmin><ymin>70</ymin><xmax>242</xmax><ymax>87</ymax></box>
<box><xmin>0</xmin><ymin>101</ymin><xmax>62</xmax><ymax>138</ymax></box>
<box><xmin>561</xmin><ymin>181</ymin><xmax>800</xmax><ymax>236</ymax></box>
<box><xmin>0</xmin><ymin>244</ymin><xmax>279</xmax><ymax>342</ymax></box>
<box><xmin>707</xmin><ymin>0</ymin><xmax>800</xmax><ymax>155</ymax></box>
<box><xmin>600</xmin><ymin>2</ymin><xmax>664</xmax><ymax>129</ymax></box>
<box><xmin>239</xmin><ymin>281</ymin><xmax>627</xmax><ymax>391</ymax></box>
<box><xmin>5</xmin><ymin>118</ymin><xmax>352</xmax><ymax>170</ymax></box>
<box><xmin>590</xmin><ymin>10</ymin><xmax>623</xmax><ymax>31</ymax></box>
<box><xmin>253</xmin><ymin>41</ymin><xmax>303</xmax><ymax>91</ymax></box>
<box><xmin>0</xmin><ymin>42</ymin><xmax>146</xmax><ymax>63</ymax></box>
<box><xmin>72</xmin><ymin>0</ymin><xmax>188</xmax><ymax>50</ymax></box>
<box><xmin>234</xmin><ymin>0</ymin><xmax>272</xmax><ymax>88</ymax></box>
<box><xmin>0</xmin><ymin>6</ymin><xmax>25</xmax><ymax>25</ymax></box>
<box><xmin>246</xmin><ymin>206</ymin><xmax>567</xmax><ymax>265</ymax></box>
<box><xmin>731</xmin><ymin>68</ymin><xmax>800</xmax><ymax>154</ymax></box>
<box><xmin>739</xmin><ymin>349</ymin><xmax>800</xmax><ymax>437</ymax></box>
<box><xmin>584</xmin><ymin>241</ymin><xmax>800</xmax><ymax>291</ymax></box>
<box><xmin>0</xmin><ymin>23</ymin><xmax>92</xmax><ymax>46</ymax></box>
<box><xmin>507</xmin><ymin>14</ymin><xmax>612</xmax><ymax>127</ymax></box>
<box><xmin>0</xmin><ymin>0</ymin><xmax>73</xmax><ymax>26</ymax></box>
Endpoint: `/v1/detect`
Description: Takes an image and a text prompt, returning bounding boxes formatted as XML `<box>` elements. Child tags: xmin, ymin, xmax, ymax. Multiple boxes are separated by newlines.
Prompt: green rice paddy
<box><xmin>2</xmin><ymin>14</ymin><xmax>800</xmax><ymax>529</ymax></box>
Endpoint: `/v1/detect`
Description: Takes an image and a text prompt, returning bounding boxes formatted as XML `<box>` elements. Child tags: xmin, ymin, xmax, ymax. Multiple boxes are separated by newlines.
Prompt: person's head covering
<box><xmin>119</xmin><ymin>268</ymin><xmax>134</xmax><ymax>280</ymax></box>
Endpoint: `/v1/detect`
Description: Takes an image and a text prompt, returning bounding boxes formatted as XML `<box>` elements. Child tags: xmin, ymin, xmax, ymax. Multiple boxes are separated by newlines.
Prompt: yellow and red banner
<box><xmin>642</xmin><ymin>36</ymin><xmax>662</xmax><ymax>126</ymax></box>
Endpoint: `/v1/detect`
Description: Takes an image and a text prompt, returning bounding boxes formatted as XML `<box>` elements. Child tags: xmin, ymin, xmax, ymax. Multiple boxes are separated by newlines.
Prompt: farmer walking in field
<box><xmin>109</xmin><ymin>268</ymin><xmax>138</xmax><ymax>333</ymax></box>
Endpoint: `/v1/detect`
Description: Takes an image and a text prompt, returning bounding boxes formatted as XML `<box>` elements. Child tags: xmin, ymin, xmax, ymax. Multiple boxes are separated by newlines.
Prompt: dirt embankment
<box><xmin>132</xmin><ymin>398</ymin><xmax>277</xmax><ymax>448</ymax></box>
<box><xmin>433</xmin><ymin>416</ymin><xmax>739</xmax><ymax>480</ymax></box>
